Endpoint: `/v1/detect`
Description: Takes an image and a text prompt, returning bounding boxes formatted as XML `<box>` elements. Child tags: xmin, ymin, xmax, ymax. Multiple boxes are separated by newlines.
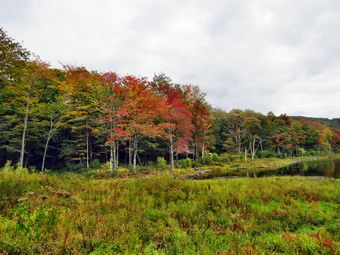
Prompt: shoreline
<box><xmin>175</xmin><ymin>156</ymin><xmax>335</xmax><ymax>180</ymax></box>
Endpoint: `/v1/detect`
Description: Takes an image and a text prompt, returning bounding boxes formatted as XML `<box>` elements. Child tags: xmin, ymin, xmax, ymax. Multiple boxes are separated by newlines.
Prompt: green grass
<box><xmin>0</xmin><ymin>165</ymin><xmax>339</xmax><ymax>254</ymax></box>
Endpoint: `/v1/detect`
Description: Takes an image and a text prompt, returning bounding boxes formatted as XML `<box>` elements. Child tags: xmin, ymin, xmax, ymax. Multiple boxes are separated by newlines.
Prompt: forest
<box><xmin>1</xmin><ymin>27</ymin><xmax>340</xmax><ymax>173</ymax></box>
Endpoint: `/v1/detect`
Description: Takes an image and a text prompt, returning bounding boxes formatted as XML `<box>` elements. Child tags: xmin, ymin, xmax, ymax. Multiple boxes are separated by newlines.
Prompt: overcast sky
<box><xmin>1</xmin><ymin>0</ymin><xmax>340</xmax><ymax>118</ymax></box>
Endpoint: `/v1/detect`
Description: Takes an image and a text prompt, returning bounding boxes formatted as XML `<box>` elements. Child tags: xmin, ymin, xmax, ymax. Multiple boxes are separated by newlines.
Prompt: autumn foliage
<box><xmin>0</xmin><ymin>27</ymin><xmax>339</xmax><ymax>171</ymax></box>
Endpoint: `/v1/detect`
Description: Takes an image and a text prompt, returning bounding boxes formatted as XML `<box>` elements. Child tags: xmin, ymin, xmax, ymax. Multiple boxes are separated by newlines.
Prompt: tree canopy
<box><xmin>1</xmin><ymin>28</ymin><xmax>339</xmax><ymax>171</ymax></box>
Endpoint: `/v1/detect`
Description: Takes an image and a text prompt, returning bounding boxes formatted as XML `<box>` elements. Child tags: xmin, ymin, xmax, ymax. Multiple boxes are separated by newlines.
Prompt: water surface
<box><xmin>203</xmin><ymin>156</ymin><xmax>340</xmax><ymax>179</ymax></box>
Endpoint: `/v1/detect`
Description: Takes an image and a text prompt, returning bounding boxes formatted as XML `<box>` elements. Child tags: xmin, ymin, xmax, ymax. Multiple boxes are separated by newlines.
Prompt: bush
<box><xmin>2</xmin><ymin>161</ymin><xmax>14</xmax><ymax>172</ymax></box>
<box><xmin>229</xmin><ymin>154</ymin><xmax>243</xmax><ymax>162</ymax></box>
<box><xmin>192</xmin><ymin>161</ymin><xmax>203</xmax><ymax>168</ymax></box>
<box><xmin>305</xmin><ymin>149</ymin><xmax>317</xmax><ymax>156</ymax></box>
<box><xmin>211</xmin><ymin>153</ymin><xmax>220</xmax><ymax>162</ymax></box>
<box><xmin>90</xmin><ymin>159</ymin><xmax>102</xmax><ymax>169</ymax></box>
<box><xmin>259</xmin><ymin>150</ymin><xmax>276</xmax><ymax>158</ymax></box>
<box><xmin>156</xmin><ymin>157</ymin><xmax>167</xmax><ymax>170</ymax></box>
<box><xmin>28</xmin><ymin>166</ymin><xmax>37</xmax><ymax>173</ymax></box>
<box><xmin>100</xmin><ymin>162</ymin><xmax>111</xmax><ymax>170</ymax></box>
<box><xmin>200</xmin><ymin>153</ymin><xmax>220</xmax><ymax>165</ymax></box>
<box><xmin>202</xmin><ymin>154</ymin><xmax>212</xmax><ymax>165</ymax></box>
<box><xmin>176</xmin><ymin>158</ymin><xmax>192</xmax><ymax>168</ymax></box>
<box><xmin>219</xmin><ymin>154</ymin><xmax>231</xmax><ymax>163</ymax></box>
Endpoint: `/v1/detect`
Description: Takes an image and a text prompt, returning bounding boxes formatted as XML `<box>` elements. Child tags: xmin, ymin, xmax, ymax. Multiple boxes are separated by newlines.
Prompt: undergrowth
<box><xmin>0</xmin><ymin>164</ymin><xmax>339</xmax><ymax>254</ymax></box>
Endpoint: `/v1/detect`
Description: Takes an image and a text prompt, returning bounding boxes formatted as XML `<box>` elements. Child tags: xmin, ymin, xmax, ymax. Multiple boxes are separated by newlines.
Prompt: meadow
<box><xmin>0</xmin><ymin>162</ymin><xmax>339</xmax><ymax>254</ymax></box>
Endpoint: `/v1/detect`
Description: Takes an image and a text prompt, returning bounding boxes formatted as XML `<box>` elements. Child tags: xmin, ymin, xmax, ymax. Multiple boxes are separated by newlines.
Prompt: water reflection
<box><xmin>200</xmin><ymin>157</ymin><xmax>340</xmax><ymax>180</ymax></box>
<box><xmin>246</xmin><ymin>158</ymin><xmax>340</xmax><ymax>179</ymax></box>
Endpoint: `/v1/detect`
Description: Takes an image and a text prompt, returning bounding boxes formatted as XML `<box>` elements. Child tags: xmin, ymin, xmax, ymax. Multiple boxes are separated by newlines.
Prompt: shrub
<box><xmin>100</xmin><ymin>162</ymin><xmax>111</xmax><ymax>170</ymax></box>
<box><xmin>305</xmin><ymin>149</ymin><xmax>317</xmax><ymax>156</ymax></box>
<box><xmin>298</xmin><ymin>148</ymin><xmax>305</xmax><ymax>156</ymax></box>
<box><xmin>156</xmin><ymin>157</ymin><xmax>167</xmax><ymax>170</ymax></box>
<box><xmin>229</xmin><ymin>154</ymin><xmax>243</xmax><ymax>162</ymax></box>
<box><xmin>219</xmin><ymin>154</ymin><xmax>231</xmax><ymax>163</ymax></box>
<box><xmin>28</xmin><ymin>166</ymin><xmax>37</xmax><ymax>173</ymax></box>
<box><xmin>259</xmin><ymin>150</ymin><xmax>276</xmax><ymax>158</ymax></box>
<box><xmin>2</xmin><ymin>161</ymin><xmax>14</xmax><ymax>172</ymax></box>
<box><xmin>192</xmin><ymin>161</ymin><xmax>203</xmax><ymax>168</ymax></box>
<box><xmin>90</xmin><ymin>159</ymin><xmax>102</xmax><ymax>169</ymax></box>
<box><xmin>176</xmin><ymin>158</ymin><xmax>192</xmax><ymax>168</ymax></box>
<box><xmin>276</xmin><ymin>152</ymin><xmax>287</xmax><ymax>158</ymax></box>
<box><xmin>202</xmin><ymin>154</ymin><xmax>213</xmax><ymax>165</ymax></box>
<box><xmin>211</xmin><ymin>153</ymin><xmax>220</xmax><ymax>162</ymax></box>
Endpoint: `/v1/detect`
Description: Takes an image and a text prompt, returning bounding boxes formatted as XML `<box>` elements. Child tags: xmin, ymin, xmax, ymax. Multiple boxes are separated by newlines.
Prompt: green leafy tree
<box><xmin>60</xmin><ymin>66</ymin><xmax>102</xmax><ymax>169</ymax></box>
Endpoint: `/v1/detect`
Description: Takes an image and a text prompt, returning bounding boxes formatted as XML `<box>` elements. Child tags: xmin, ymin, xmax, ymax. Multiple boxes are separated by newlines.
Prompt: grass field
<box><xmin>0</xmin><ymin>162</ymin><xmax>339</xmax><ymax>254</ymax></box>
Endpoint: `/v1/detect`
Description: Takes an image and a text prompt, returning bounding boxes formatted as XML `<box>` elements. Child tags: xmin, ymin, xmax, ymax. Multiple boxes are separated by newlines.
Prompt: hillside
<box><xmin>290</xmin><ymin>116</ymin><xmax>340</xmax><ymax>129</ymax></box>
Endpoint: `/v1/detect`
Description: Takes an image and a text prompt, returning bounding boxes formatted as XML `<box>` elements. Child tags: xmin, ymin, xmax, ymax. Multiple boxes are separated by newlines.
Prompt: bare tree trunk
<box><xmin>41</xmin><ymin>117</ymin><xmax>55</xmax><ymax>172</ymax></box>
<box><xmin>41</xmin><ymin>137</ymin><xmax>51</xmax><ymax>172</ymax></box>
<box><xmin>136</xmin><ymin>152</ymin><xmax>142</xmax><ymax>166</ymax></box>
<box><xmin>113</xmin><ymin>140</ymin><xmax>116</xmax><ymax>169</ymax></box>
<box><xmin>132</xmin><ymin>135</ymin><xmax>138</xmax><ymax>172</ymax></box>
<box><xmin>108</xmin><ymin>121</ymin><xmax>115</xmax><ymax>173</ymax></box>
<box><xmin>244</xmin><ymin>147</ymin><xmax>248</xmax><ymax>162</ymax></box>
<box><xmin>252</xmin><ymin>138</ymin><xmax>255</xmax><ymax>159</ymax></box>
<box><xmin>20</xmin><ymin>102</ymin><xmax>30</xmax><ymax>168</ymax></box>
<box><xmin>201</xmin><ymin>131</ymin><xmax>206</xmax><ymax>158</ymax></box>
<box><xmin>109</xmin><ymin>145</ymin><xmax>114</xmax><ymax>172</ymax></box>
<box><xmin>169</xmin><ymin>134</ymin><xmax>174</xmax><ymax>170</ymax></box>
<box><xmin>249</xmin><ymin>138</ymin><xmax>261</xmax><ymax>161</ymax></box>
<box><xmin>115</xmin><ymin>140</ymin><xmax>119</xmax><ymax>169</ymax></box>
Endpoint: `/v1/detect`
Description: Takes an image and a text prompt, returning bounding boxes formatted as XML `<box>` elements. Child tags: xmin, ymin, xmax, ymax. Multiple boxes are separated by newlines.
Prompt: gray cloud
<box><xmin>1</xmin><ymin>0</ymin><xmax>339</xmax><ymax>118</ymax></box>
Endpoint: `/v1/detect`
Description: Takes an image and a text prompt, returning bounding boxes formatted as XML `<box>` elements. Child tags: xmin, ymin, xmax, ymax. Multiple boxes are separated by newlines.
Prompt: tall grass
<box><xmin>0</xmin><ymin>164</ymin><xmax>339</xmax><ymax>254</ymax></box>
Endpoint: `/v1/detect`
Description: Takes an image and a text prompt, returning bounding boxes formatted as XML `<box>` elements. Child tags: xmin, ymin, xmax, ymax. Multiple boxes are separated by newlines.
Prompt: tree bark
<box><xmin>41</xmin><ymin>117</ymin><xmax>55</xmax><ymax>172</ymax></box>
<box><xmin>201</xmin><ymin>131</ymin><xmax>206</xmax><ymax>158</ymax></box>
<box><xmin>109</xmin><ymin>144</ymin><xmax>114</xmax><ymax>172</ymax></box>
<box><xmin>20</xmin><ymin>102</ymin><xmax>30</xmax><ymax>168</ymax></box>
<box><xmin>132</xmin><ymin>134</ymin><xmax>138</xmax><ymax>172</ymax></box>
<box><xmin>115</xmin><ymin>140</ymin><xmax>119</xmax><ymax>169</ymax></box>
<box><xmin>244</xmin><ymin>147</ymin><xmax>248</xmax><ymax>162</ymax></box>
<box><xmin>169</xmin><ymin>134</ymin><xmax>174</xmax><ymax>170</ymax></box>
<box><xmin>249</xmin><ymin>137</ymin><xmax>261</xmax><ymax>161</ymax></box>
<box><xmin>41</xmin><ymin>137</ymin><xmax>51</xmax><ymax>172</ymax></box>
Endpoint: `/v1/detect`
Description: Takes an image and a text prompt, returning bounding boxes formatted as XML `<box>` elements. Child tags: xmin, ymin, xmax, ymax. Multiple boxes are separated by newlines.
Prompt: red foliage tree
<box><xmin>113</xmin><ymin>75</ymin><xmax>171</xmax><ymax>172</ymax></box>
<box><xmin>152</xmin><ymin>74</ymin><xmax>194</xmax><ymax>169</ymax></box>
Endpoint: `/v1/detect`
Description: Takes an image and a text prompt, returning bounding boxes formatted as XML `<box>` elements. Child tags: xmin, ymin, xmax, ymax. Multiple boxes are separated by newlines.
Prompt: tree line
<box><xmin>1</xmin><ymin>28</ymin><xmax>339</xmax><ymax>172</ymax></box>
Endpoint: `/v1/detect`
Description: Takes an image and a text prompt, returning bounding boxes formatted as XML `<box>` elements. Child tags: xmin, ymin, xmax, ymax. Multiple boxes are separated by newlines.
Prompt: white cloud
<box><xmin>1</xmin><ymin>0</ymin><xmax>339</xmax><ymax>118</ymax></box>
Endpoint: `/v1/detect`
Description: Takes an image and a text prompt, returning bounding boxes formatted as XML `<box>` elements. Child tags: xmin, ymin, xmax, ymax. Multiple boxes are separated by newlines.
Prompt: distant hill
<box><xmin>290</xmin><ymin>116</ymin><xmax>340</xmax><ymax>128</ymax></box>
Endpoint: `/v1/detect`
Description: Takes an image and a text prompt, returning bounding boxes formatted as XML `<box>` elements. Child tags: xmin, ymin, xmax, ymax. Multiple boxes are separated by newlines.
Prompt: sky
<box><xmin>1</xmin><ymin>0</ymin><xmax>340</xmax><ymax>118</ymax></box>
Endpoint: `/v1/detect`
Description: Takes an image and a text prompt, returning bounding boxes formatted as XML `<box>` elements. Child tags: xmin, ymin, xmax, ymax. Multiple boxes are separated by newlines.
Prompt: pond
<box><xmin>200</xmin><ymin>156</ymin><xmax>340</xmax><ymax>180</ymax></box>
